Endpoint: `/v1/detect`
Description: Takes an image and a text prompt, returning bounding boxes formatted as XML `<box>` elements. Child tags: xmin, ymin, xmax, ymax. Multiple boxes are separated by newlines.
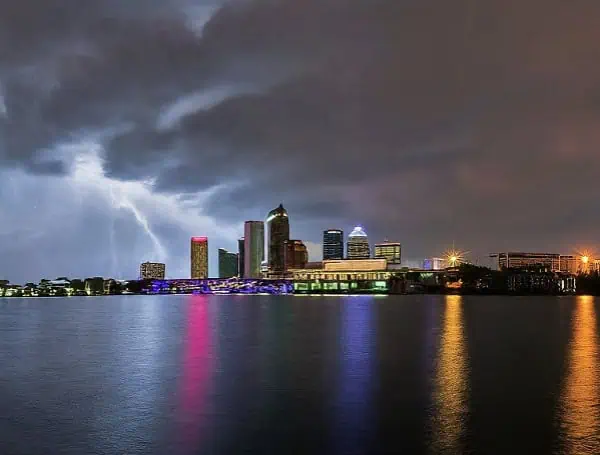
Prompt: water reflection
<box><xmin>334</xmin><ymin>297</ymin><xmax>376</xmax><ymax>455</ymax></box>
<box><xmin>558</xmin><ymin>296</ymin><xmax>600</xmax><ymax>454</ymax></box>
<box><xmin>178</xmin><ymin>296</ymin><xmax>214</xmax><ymax>452</ymax></box>
<box><xmin>430</xmin><ymin>295</ymin><xmax>469</xmax><ymax>454</ymax></box>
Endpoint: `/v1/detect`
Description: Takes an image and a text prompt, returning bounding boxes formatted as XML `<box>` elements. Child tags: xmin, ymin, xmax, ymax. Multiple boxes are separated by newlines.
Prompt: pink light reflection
<box><xmin>178</xmin><ymin>295</ymin><xmax>214</xmax><ymax>452</ymax></box>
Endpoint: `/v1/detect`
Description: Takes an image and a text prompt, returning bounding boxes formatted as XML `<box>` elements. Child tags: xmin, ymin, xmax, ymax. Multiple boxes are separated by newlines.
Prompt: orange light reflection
<box><xmin>559</xmin><ymin>296</ymin><xmax>600</xmax><ymax>454</ymax></box>
<box><xmin>430</xmin><ymin>295</ymin><xmax>469</xmax><ymax>453</ymax></box>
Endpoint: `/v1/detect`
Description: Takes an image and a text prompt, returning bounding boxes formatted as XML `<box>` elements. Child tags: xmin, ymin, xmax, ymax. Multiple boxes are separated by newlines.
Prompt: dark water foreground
<box><xmin>0</xmin><ymin>295</ymin><xmax>598</xmax><ymax>455</ymax></box>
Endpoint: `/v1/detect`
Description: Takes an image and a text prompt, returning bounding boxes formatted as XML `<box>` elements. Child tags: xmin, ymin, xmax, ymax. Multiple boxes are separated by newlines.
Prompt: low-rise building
<box><xmin>492</xmin><ymin>252</ymin><xmax>576</xmax><ymax>273</ymax></box>
<box><xmin>290</xmin><ymin>259</ymin><xmax>390</xmax><ymax>293</ymax></box>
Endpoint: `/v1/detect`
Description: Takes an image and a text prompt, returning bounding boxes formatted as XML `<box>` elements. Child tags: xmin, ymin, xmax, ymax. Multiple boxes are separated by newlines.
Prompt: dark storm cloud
<box><xmin>2</xmin><ymin>0</ymin><xmax>600</xmax><ymax>276</ymax></box>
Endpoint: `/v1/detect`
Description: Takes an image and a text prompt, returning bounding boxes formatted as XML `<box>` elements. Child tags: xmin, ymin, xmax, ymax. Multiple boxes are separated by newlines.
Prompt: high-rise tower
<box><xmin>347</xmin><ymin>227</ymin><xmax>370</xmax><ymax>259</ymax></box>
<box><xmin>244</xmin><ymin>221</ymin><xmax>265</xmax><ymax>279</ymax></box>
<box><xmin>190</xmin><ymin>237</ymin><xmax>208</xmax><ymax>279</ymax></box>
<box><xmin>323</xmin><ymin>229</ymin><xmax>344</xmax><ymax>260</ymax></box>
<box><xmin>266</xmin><ymin>204</ymin><xmax>289</xmax><ymax>273</ymax></box>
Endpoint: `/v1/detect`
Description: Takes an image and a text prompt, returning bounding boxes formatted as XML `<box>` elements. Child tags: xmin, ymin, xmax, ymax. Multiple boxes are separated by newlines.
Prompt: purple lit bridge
<box><xmin>143</xmin><ymin>278</ymin><xmax>293</xmax><ymax>295</ymax></box>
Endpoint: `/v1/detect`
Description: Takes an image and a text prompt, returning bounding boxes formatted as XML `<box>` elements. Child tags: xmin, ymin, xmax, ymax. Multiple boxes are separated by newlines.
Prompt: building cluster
<box><xmin>162</xmin><ymin>203</ymin><xmax>404</xmax><ymax>281</ymax></box>
<box><xmin>137</xmin><ymin>203</ymin><xmax>597</xmax><ymax>294</ymax></box>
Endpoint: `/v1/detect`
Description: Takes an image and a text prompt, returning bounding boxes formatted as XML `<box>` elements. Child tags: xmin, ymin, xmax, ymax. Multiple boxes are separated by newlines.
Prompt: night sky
<box><xmin>1</xmin><ymin>0</ymin><xmax>599</xmax><ymax>283</ymax></box>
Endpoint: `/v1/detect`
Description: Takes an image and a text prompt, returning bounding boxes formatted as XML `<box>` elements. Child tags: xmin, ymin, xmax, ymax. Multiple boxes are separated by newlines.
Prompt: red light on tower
<box><xmin>192</xmin><ymin>237</ymin><xmax>208</xmax><ymax>243</ymax></box>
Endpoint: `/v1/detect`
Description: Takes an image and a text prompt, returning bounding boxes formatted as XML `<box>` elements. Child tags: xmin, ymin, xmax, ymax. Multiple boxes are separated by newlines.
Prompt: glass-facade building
<box><xmin>374</xmin><ymin>242</ymin><xmax>402</xmax><ymax>265</ymax></box>
<box><xmin>190</xmin><ymin>237</ymin><xmax>209</xmax><ymax>279</ymax></box>
<box><xmin>323</xmin><ymin>229</ymin><xmax>344</xmax><ymax>260</ymax></box>
<box><xmin>266</xmin><ymin>204</ymin><xmax>290</xmax><ymax>273</ymax></box>
<box><xmin>219</xmin><ymin>248</ymin><xmax>239</xmax><ymax>278</ymax></box>
<box><xmin>347</xmin><ymin>226</ymin><xmax>370</xmax><ymax>259</ymax></box>
<box><xmin>244</xmin><ymin>221</ymin><xmax>265</xmax><ymax>279</ymax></box>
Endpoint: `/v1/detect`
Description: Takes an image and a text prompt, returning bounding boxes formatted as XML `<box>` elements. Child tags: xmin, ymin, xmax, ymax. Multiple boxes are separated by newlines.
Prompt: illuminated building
<box><xmin>244</xmin><ymin>221</ymin><xmax>264</xmax><ymax>279</ymax></box>
<box><xmin>423</xmin><ymin>258</ymin><xmax>446</xmax><ymax>270</ymax></box>
<box><xmin>218</xmin><ymin>248</ymin><xmax>239</xmax><ymax>278</ymax></box>
<box><xmin>190</xmin><ymin>237</ymin><xmax>209</xmax><ymax>279</ymax></box>
<box><xmin>493</xmin><ymin>252</ymin><xmax>576</xmax><ymax>273</ymax></box>
<box><xmin>374</xmin><ymin>241</ymin><xmax>402</xmax><ymax>265</ymax></box>
<box><xmin>323</xmin><ymin>229</ymin><xmax>344</xmax><ymax>260</ymax></box>
<box><xmin>284</xmin><ymin>240</ymin><xmax>308</xmax><ymax>270</ymax></box>
<box><xmin>139</xmin><ymin>262</ymin><xmax>166</xmax><ymax>280</ymax></box>
<box><xmin>238</xmin><ymin>238</ymin><xmax>245</xmax><ymax>278</ymax></box>
<box><xmin>347</xmin><ymin>226</ymin><xmax>370</xmax><ymax>259</ymax></box>
<box><xmin>290</xmin><ymin>259</ymin><xmax>389</xmax><ymax>293</ymax></box>
<box><xmin>266</xmin><ymin>204</ymin><xmax>290</xmax><ymax>273</ymax></box>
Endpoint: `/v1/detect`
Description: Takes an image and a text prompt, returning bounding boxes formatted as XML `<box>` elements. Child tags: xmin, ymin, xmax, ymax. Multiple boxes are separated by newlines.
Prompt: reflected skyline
<box><xmin>430</xmin><ymin>295</ymin><xmax>470</xmax><ymax>454</ymax></box>
<box><xmin>558</xmin><ymin>296</ymin><xmax>600</xmax><ymax>454</ymax></box>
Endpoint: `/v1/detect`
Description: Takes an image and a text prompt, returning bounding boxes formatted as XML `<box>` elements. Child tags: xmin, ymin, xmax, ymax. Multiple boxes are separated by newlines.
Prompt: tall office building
<box><xmin>374</xmin><ymin>241</ymin><xmax>402</xmax><ymax>265</ymax></box>
<box><xmin>266</xmin><ymin>204</ymin><xmax>289</xmax><ymax>273</ymax></box>
<box><xmin>238</xmin><ymin>238</ymin><xmax>245</xmax><ymax>278</ymax></box>
<box><xmin>347</xmin><ymin>226</ymin><xmax>370</xmax><ymax>259</ymax></box>
<box><xmin>244</xmin><ymin>221</ymin><xmax>265</xmax><ymax>278</ymax></box>
<box><xmin>323</xmin><ymin>229</ymin><xmax>344</xmax><ymax>260</ymax></box>
<box><xmin>139</xmin><ymin>262</ymin><xmax>166</xmax><ymax>280</ymax></box>
<box><xmin>190</xmin><ymin>237</ymin><xmax>209</xmax><ymax>279</ymax></box>
<box><xmin>284</xmin><ymin>240</ymin><xmax>309</xmax><ymax>270</ymax></box>
<box><xmin>218</xmin><ymin>248</ymin><xmax>239</xmax><ymax>278</ymax></box>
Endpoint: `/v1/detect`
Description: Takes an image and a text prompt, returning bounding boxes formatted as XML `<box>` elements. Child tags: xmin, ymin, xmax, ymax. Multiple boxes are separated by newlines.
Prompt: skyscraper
<box><xmin>347</xmin><ymin>226</ymin><xmax>370</xmax><ymax>259</ymax></box>
<box><xmin>190</xmin><ymin>237</ymin><xmax>208</xmax><ymax>279</ymax></box>
<box><xmin>244</xmin><ymin>221</ymin><xmax>264</xmax><ymax>279</ymax></box>
<box><xmin>238</xmin><ymin>238</ymin><xmax>245</xmax><ymax>278</ymax></box>
<box><xmin>284</xmin><ymin>240</ymin><xmax>309</xmax><ymax>270</ymax></box>
<box><xmin>374</xmin><ymin>241</ymin><xmax>402</xmax><ymax>264</ymax></box>
<box><xmin>323</xmin><ymin>229</ymin><xmax>344</xmax><ymax>260</ymax></box>
<box><xmin>266</xmin><ymin>204</ymin><xmax>289</xmax><ymax>273</ymax></box>
<box><xmin>218</xmin><ymin>248</ymin><xmax>239</xmax><ymax>278</ymax></box>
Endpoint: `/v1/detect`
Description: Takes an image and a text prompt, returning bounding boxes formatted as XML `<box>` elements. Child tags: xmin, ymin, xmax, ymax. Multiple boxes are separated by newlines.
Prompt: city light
<box><xmin>444</xmin><ymin>249</ymin><xmax>466</xmax><ymax>268</ymax></box>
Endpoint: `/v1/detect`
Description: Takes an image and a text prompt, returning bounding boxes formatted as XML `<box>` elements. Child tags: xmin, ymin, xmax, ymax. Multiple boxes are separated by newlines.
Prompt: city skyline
<box><xmin>1</xmin><ymin>1</ymin><xmax>600</xmax><ymax>284</ymax></box>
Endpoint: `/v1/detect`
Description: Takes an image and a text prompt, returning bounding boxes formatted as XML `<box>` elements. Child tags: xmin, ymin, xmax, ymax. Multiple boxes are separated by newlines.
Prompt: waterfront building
<box><xmin>218</xmin><ymin>248</ymin><xmax>239</xmax><ymax>278</ymax></box>
<box><xmin>290</xmin><ymin>258</ymin><xmax>389</xmax><ymax>293</ymax></box>
<box><xmin>423</xmin><ymin>257</ymin><xmax>446</xmax><ymax>270</ymax></box>
<box><xmin>244</xmin><ymin>221</ymin><xmax>265</xmax><ymax>278</ymax></box>
<box><xmin>238</xmin><ymin>238</ymin><xmax>245</xmax><ymax>278</ymax></box>
<box><xmin>374</xmin><ymin>241</ymin><xmax>402</xmax><ymax>265</ymax></box>
<box><xmin>493</xmin><ymin>252</ymin><xmax>576</xmax><ymax>273</ymax></box>
<box><xmin>284</xmin><ymin>240</ymin><xmax>308</xmax><ymax>270</ymax></box>
<box><xmin>139</xmin><ymin>262</ymin><xmax>166</xmax><ymax>280</ymax></box>
<box><xmin>266</xmin><ymin>204</ymin><xmax>290</xmax><ymax>273</ymax></box>
<box><xmin>191</xmin><ymin>237</ymin><xmax>209</xmax><ymax>279</ymax></box>
<box><xmin>347</xmin><ymin>226</ymin><xmax>370</xmax><ymax>259</ymax></box>
<box><xmin>323</xmin><ymin>229</ymin><xmax>344</xmax><ymax>260</ymax></box>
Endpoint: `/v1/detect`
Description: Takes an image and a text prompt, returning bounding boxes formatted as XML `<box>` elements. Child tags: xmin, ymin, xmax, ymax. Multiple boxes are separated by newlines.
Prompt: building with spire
<box><xmin>266</xmin><ymin>204</ymin><xmax>290</xmax><ymax>273</ymax></box>
<box><xmin>347</xmin><ymin>226</ymin><xmax>370</xmax><ymax>259</ymax></box>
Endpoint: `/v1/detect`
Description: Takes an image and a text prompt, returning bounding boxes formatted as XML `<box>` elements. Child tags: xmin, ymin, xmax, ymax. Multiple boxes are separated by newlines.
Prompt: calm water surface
<box><xmin>0</xmin><ymin>295</ymin><xmax>599</xmax><ymax>454</ymax></box>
